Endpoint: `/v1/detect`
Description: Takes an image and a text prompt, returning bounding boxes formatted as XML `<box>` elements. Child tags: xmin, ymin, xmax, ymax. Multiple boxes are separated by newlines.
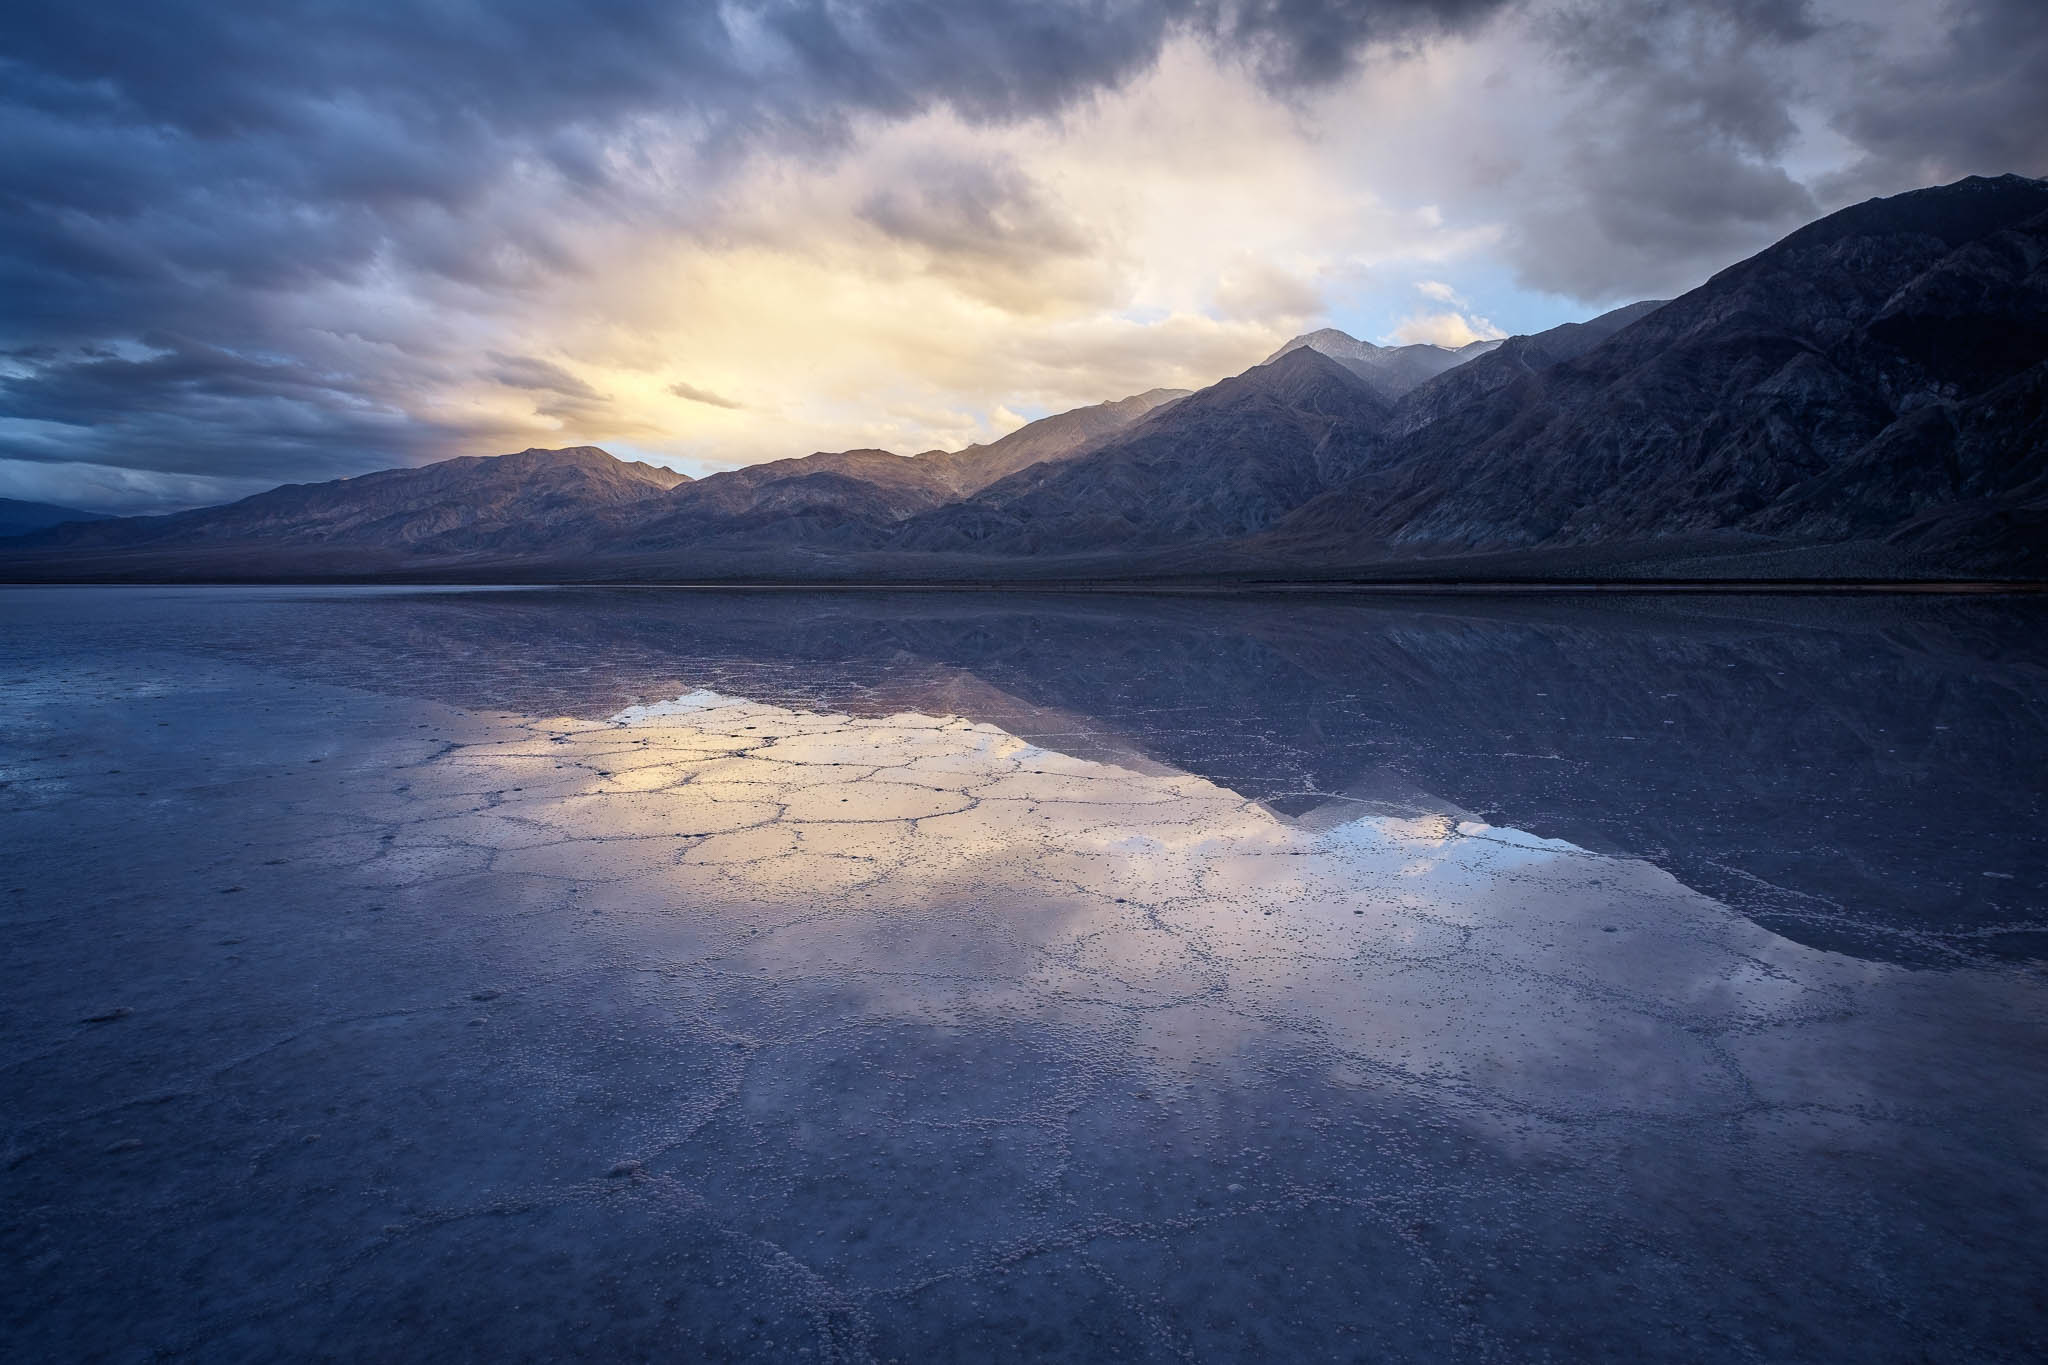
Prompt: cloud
<box><xmin>669</xmin><ymin>381</ymin><xmax>744</xmax><ymax>410</ymax></box>
<box><xmin>1222</xmin><ymin>0</ymin><xmax>1516</xmax><ymax>86</ymax></box>
<box><xmin>1308</xmin><ymin>0</ymin><xmax>2046</xmax><ymax>307</ymax></box>
<box><xmin>989</xmin><ymin>404</ymin><xmax>1032</xmax><ymax>435</ymax></box>
<box><xmin>0</xmin><ymin>333</ymin><xmax>456</xmax><ymax>480</ymax></box>
<box><xmin>0</xmin><ymin>454</ymin><xmax>275</xmax><ymax>515</ymax></box>
<box><xmin>1390</xmin><ymin>310</ymin><xmax>1507</xmax><ymax>346</ymax></box>
<box><xmin>855</xmin><ymin>153</ymin><xmax>1091</xmax><ymax>264</ymax></box>
<box><xmin>1415</xmin><ymin>279</ymin><xmax>1463</xmax><ymax>303</ymax></box>
<box><xmin>1212</xmin><ymin>259</ymin><xmax>1326</xmax><ymax>321</ymax></box>
<box><xmin>1824</xmin><ymin>0</ymin><xmax>2048</xmax><ymax>196</ymax></box>
<box><xmin>1413</xmin><ymin>0</ymin><xmax>1831</xmax><ymax>302</ymax></box>
<box><xmin>487</xmin><ymin>352</ymin><xmax>611</xmax><ymax>422</ymax></box>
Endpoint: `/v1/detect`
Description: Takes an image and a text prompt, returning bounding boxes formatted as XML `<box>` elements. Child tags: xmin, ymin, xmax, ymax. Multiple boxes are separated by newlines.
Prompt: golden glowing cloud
<box><xmin>354</xmin><ymin>37</ymin><xmax>1521</xmax><ymax>475</ymax></box>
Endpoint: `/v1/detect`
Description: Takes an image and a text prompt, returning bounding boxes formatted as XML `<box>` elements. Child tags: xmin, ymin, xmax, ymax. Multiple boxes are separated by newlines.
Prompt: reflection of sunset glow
<box><xmin>385</xmin><ymin>689</ymin><xmax>2044</xmax><ymax>1121</ymax></box>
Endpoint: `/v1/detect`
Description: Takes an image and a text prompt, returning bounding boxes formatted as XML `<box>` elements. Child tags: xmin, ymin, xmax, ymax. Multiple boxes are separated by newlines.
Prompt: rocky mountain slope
<box><xmin>887</xmin><ymin>303</ymin><xmax>1673</xmax><ymax>563</ymax></box>
<box><xmin>1381</xmin><ymin>300</ymin><xmax>1668</xmax><ymax>438</ymax></box>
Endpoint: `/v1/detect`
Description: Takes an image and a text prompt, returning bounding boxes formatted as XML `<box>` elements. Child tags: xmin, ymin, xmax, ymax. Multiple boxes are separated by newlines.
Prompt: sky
<box><xmin>1</xmin><ymin>0</ymin><xmax>2042</xmax><ymax>512</ymax></box>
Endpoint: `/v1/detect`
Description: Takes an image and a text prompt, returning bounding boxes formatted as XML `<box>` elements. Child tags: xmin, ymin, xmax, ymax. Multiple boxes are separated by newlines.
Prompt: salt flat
<box><xmin>3</xmin><ymin>586</ymin><xmax>2044</xmax><ymax>1361</ymax></box>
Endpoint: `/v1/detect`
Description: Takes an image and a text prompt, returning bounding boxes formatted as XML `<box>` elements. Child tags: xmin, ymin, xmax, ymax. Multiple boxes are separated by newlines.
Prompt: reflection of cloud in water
<box><xmin>409</xmin><ymin>690</ymin><xmax>2043</xmax><ymax>1132</ymax></box>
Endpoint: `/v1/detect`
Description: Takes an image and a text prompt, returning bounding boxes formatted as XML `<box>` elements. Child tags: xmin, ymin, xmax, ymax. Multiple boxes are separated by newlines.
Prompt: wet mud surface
<box><xmin>2</xmin><ymin>587</ymin><xmax>2045</xmax><ymax>1361</ymax></box>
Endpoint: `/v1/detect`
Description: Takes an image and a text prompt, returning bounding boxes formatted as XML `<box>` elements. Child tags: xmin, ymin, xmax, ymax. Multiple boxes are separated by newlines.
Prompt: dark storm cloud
<box><xmin>0</xmin><ymin>0</ymin><xmax>1509</xmax><ymax>318</ymax></box>
<box><xmin>1500</xmin><ymin>0</ymin><xmax>2048</xmax><ymax>302</ymax></box>
<box><xmin>1828</xmin><ymin>0</ymin><xmax>2048</xmax><ymax>193</ymax></box>
<box><xmin>1</xmin><ymin>336</ymin><xmax>355</xmax><ymax>429</ymax></box>
<box><xmin>1226</xmin><ymin>0</ymin><xmax>1514</xmax><ymax>83</ymax></box>
<box><xmin>0</xmin><ymin>335</ymin><xmax>477</xmax><ymax>482</ymax></box>
<box><xmin>1500</xmin><ymin>0</ymin><xmax>1825</xmax><ymax>299</ymax></box>
<box><xmin>0</xmin><ymin>0</ymin><xmax>1509</xmax><ymax>507</ymax></box>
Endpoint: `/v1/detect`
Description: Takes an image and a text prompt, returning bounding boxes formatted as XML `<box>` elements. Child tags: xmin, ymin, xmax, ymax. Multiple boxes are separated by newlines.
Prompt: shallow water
<box><xmin>2</xmin><ymin>586</ymin><xmax>2045</xmax><ymax>1361</ymax></box>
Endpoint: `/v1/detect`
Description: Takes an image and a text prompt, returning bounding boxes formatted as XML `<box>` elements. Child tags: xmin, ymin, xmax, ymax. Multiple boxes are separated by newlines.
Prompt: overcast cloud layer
<box><xmin>1</xmin><ymin>0</ymin><xmax>2041</xmax><ymax>510</ymax></box>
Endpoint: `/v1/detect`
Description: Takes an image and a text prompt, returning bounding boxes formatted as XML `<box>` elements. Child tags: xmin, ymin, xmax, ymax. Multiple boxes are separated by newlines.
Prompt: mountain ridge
<box><xmin>6</xmin><ymin>446</ymin><xmax>690</xmax><ymax>555</ymax></box>
<box><xmin>597</xmin><ymin>387</ymin><xmax>1196</xmax><ymax>553</ymax></box>
<box><xmin>5</xmin><ymin>174</ymin><xmax>2045</xmax><ymax>582</ymax></box>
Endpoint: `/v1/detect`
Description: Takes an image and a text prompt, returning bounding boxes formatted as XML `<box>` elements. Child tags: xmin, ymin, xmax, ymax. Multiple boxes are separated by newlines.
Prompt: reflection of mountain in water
<box><xmin>66</xmin><ymin>586</ymin><xmax>2048</xmax><ymax>965</ymax></box>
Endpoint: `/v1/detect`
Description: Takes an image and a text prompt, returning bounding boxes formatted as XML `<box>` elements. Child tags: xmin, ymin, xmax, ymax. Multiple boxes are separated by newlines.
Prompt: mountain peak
<box><xmin>1186</xmin><ymin>343</ymin><xmax>1383</xmax><ymax>414</ymax></box>
<box><xmin>1262</xmin><ymin>328</ymin><xmax>1382</xmax><ymax>367</ymax></box>
<box><xmin>1254</xmin><ymin>341</ymin><xmax>1370</xmax><ymax>380</ymax></box>
<box><xmin>486</xmin><ymin>445</ymin><xmax>691</xmax><ymax>486</ymax></box>
<box><xmin>1259</xmin><ymin>326</ymin><xmax>1489</xmax><ymax>402</ymax></box>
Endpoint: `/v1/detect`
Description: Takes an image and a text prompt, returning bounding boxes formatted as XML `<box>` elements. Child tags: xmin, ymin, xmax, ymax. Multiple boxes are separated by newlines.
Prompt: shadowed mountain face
<box><xmin>613</xmin><ymin>449</ymin><xmax>962</xmax><ymax>553</ymax></box>
<box><xmin>0</xmin><ymin>499</ymin><xmax>110</xmax><ymax>538</ymax></box>
<box><xmin>3</xmin><ymin>175</ymin><xmax>2045</xmax><ymax>582</ymax></box>
<box><xmin>1381</xmin><ymin>299</ymin><xmax>1670</xmax><ymax>439</ymax></box>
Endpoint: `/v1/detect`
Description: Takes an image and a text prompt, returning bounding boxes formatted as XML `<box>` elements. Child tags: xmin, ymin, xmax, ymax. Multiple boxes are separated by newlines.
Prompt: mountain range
<box><xmin>6</xmin><ymin>173</ymin><xmax>2045</xmax><ymax>583</ymax></box>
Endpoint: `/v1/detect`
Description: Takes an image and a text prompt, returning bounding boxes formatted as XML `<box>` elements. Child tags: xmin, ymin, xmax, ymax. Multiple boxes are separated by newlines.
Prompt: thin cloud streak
<box><xmin>669</xmin><ymin>381</ymin><xmax>746</xmax><ymax>411</ymax></box>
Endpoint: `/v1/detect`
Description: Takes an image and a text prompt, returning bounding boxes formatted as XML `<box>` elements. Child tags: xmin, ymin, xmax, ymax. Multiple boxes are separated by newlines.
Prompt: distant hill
<box><xmin>5</xmin><ymin>174</ymin><xmax>2045</xmax><ymax>582</ymax></box>
<box><xmin>11</xmin><ymin>447</ymin><xmax>689</xmax><ymax>558</ymax></box>
<box><xmin>0</xmin><ymin>498</ymin><xmax>112</xmax><ymax>538</ymax></box>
